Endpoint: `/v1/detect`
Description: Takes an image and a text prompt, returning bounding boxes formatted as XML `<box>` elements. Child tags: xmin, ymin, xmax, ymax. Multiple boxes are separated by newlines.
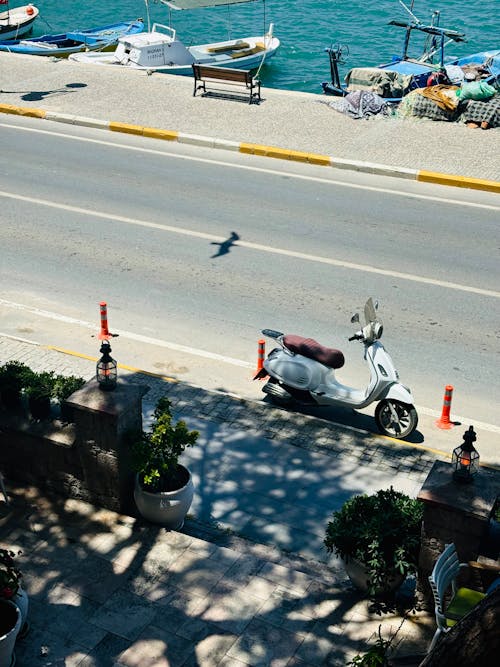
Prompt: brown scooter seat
<box><xmin>283</xmin><ymin>335</ymin><xmax>345</xmax><ymax>369</ymax></box>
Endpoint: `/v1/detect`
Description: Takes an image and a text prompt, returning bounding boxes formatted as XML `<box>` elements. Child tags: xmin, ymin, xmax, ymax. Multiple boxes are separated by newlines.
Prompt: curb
<box><xmin>1</xmin><ymin>103</ymin><xmax>499</xmax><ymax>193</ymax></box>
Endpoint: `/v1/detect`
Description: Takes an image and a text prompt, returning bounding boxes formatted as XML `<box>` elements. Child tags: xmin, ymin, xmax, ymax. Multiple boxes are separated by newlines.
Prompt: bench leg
<box><xmin>193</xmin><ymin>80</ymin><xmax>207</xmax><ymax>97</ymax></box>
<box><xmin>248</xmin><ymin>81</ymin><xmax>261</xmax><ymax>104</ymax></box>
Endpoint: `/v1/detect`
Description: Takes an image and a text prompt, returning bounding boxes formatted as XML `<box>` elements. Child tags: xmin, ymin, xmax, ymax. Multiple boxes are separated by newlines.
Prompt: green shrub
<box><xmin>0</xmin><ymin>361</ymin><xmax>33</xmax><ymax>394</ymax></box>
<box><xmin>24</xmin><ymin>371</ymin><xmax>56</xmax><ymax>401</ymax></box>
<box><xmin>325</xmin><ymin>487</ymin><xmax>423</xmax><ymax>596</ymax></box>
<box><xmin>53</xmin><ymin>375</ymin><xmax>86</xmax><ymax>402</ymax></box>
<box><xmin>130</xmin><ymin>396</ymin><xmax>199</xmax><ymax>493</ymax></box>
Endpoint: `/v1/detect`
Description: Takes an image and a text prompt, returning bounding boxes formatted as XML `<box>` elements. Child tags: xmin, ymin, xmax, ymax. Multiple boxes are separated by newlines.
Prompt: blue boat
<box><xmin>0</xmin><ymin>18</ymin><xmax>144</xmax><ymax>56</ymax></box>
<box><xmin>321</xmin><ymin>2</ymin><xmax>499</xmax><ymax>102</ymax></box>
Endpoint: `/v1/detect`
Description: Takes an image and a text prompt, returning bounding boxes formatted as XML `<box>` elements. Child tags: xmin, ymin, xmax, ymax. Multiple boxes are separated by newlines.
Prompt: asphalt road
<box><xmin>1</xmin><ymin>116</ymin><xmax>499</xmax><ymax>432</ymax></box>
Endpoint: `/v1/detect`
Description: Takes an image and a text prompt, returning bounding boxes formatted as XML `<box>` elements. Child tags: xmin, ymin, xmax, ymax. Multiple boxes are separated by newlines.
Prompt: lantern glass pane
<box><xmin>452</xmin><ymin>444</ymin><xmax>479</xmax><ymax>482</ymax></box>
<box><xmin>96</xmin><ymin>359</ymin><xmax>117</xmax><ymax>388</ymax></box>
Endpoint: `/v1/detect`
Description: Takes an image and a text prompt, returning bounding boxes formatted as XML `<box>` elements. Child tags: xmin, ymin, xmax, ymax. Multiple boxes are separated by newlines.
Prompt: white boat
<box><xmin>0</xmin><ymin>3</ymin><xmax>38</xmax><ymax>40</ymax></box>
<box><xmin>69</xmin><ymin>0</ymin><xmax>279</xmax><ymax>75</ymax></box>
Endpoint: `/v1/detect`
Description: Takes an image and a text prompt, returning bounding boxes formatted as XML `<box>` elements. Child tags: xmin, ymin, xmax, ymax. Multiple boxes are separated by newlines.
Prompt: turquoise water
<box><xmin>21</xmin><ymin>0</ymin><xmax>499</xmax><ymax>92</ymax></box>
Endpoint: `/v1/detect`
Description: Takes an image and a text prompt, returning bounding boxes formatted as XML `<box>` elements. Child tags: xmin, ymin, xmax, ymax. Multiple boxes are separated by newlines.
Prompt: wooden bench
<box><xmin>192</xmin><ymin>64</ymin><xmax>261</xmax><ymax>104</ymax></box>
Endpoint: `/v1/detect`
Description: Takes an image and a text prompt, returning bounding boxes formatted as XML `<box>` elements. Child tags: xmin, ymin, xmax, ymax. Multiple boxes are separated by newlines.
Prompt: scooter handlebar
<box><xmin>348</xmin><ymin>333</ymin><xmax>362</xmax><ymax>341</ymax></box>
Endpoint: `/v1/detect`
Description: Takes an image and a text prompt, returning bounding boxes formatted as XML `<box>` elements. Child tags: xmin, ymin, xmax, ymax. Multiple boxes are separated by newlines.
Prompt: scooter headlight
<box><xmin>373</xmin><ymin>322</ymin><xmax>383</xmax><ymax>339</ymax></box>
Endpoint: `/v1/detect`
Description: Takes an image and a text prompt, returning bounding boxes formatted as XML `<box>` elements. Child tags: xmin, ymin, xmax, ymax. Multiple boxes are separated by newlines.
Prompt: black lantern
<box><xmin>452</xmin><ymin>425</ymin><xmax>479</xmax><ymax>483</ymax></box>
<box><xmin>96</xmin><ymin>340</ymin><xmax>117</xmax><ymax>391</ymax></box>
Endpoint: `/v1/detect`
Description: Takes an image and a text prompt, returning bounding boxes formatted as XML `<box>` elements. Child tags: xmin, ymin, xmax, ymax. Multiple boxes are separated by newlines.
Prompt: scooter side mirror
<box><xmin>351</xmin><ymin>313</ymin><xmax>360</xmax><ymax>324</ymax></box>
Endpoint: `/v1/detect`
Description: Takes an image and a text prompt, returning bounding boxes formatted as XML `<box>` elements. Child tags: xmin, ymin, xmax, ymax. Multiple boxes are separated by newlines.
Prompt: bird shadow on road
<box><xmin>210</xmin><ymin>231</ymin><xmax>240</xmax><ymax>258</ymax></box>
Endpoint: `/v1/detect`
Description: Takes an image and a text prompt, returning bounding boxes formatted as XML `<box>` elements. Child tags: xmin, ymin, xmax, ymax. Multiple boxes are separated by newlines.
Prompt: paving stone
<box><xmin>200</xmin><ymin>584</ymin><xmax>266</xmax><ymax>633</ymax></box>
<box><xmin>90</xmin><ymin>589</ymin><xmax>159</xmax><ymax>640</ymax></box>
<box><xmin>116</xmin><ymin>625</ymin><xmax>194</xmax><ymax>667</ymax></box>
<box><xmin>14</xmin><ymin>624</ymin><xmax>91</xmax><ymax>667</ymax></box>
<box><xmin>227</xmin><ymin>618</ymin><xmax>306</xmax><ymax>667</ymax></box>
<box><xmin>184</xmin><ymin>632</ymin><xmax>240</xmax><ymax>667</ymax></box>
<box><xmin>257</xmin><ymin>562</ymin><xmax>314</xmax><ymax>596</ymax></box>
<box><xmin>78</xmin><ymin>631</ymin><xmax>136</xmax><ymax>667</ymax></box>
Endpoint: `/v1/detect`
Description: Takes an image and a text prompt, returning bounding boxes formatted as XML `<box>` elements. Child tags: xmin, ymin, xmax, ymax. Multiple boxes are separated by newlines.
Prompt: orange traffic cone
<box><xmin>435</xmin><ymin>385</ymin><xmax>454</xmax><ymax>429</ymax></box>
<box><xmin>255</xmin><ymin>339</ymin><xmax>266</xmax><ymax>377</ymax></box>
<box><xmin>98</xmin><ymin>301</ymin><xmax>111</xmax><ymax>340</ymax></box>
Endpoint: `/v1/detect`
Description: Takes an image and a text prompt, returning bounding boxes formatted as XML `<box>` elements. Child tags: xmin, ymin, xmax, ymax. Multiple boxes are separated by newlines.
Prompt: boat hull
<box><xmin>0</xmin><ymin>5</ymin><xmax>39</xmax><ymax>41</ymax></box>
<box><xmin>0</xmin><ymin>19</ymin><xmax>144</xmax><ymax>56</ymax></box>
<box><xmin>69</xmin><ymin>32</ymin><xmax>280</xmax><ymax>74</ymax></box>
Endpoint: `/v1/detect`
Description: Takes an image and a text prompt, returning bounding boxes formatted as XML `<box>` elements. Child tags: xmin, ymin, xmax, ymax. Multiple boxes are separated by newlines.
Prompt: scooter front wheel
<box><xmin>375</xmin><ymin>400</ymin><xmax>418</xmax><ymax>439</ymax></box>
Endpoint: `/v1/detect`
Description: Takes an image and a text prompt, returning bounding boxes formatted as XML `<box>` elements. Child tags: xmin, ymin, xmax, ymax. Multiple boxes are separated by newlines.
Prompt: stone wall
<box><xmin>0</xmin><ymin>379</ymin><xmax>148</xmax><ymax>514</ymax></box>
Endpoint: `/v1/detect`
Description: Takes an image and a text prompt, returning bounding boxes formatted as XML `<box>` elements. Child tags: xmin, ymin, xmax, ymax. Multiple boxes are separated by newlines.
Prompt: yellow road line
<box><xmin>45</xmin><ymin>345</ymin><xmax>178</xmax><ymax>383</ymax></box>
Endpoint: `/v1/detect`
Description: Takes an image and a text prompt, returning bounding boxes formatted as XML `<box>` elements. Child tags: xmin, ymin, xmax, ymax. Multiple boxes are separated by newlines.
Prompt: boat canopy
<box><xmin>160</xmin><ymin>0</ymin><xmax>258</xmax><ymax>10</ymax></box>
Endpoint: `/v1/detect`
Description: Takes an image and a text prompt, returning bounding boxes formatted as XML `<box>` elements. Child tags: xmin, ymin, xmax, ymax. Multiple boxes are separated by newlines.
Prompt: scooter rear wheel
<box><xmin>262</xmin><ymin>379</ymin><xmax>293</xmax><ymax>407</ymax></box>
<box><xmin>375</xmin><ymin>400</ymin><xmax>418</xmax><ymax>439</ymax></box>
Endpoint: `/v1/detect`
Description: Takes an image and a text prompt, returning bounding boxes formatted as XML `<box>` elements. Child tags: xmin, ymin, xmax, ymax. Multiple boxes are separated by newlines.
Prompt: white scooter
<box><xmin>254</xmin><ymin>297</ymin><xmax>418</xmax><ymax>439</ymax></box>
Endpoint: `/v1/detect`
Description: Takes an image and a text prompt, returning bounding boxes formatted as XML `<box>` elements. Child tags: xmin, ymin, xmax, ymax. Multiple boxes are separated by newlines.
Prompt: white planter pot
<box><xmin>13</xmin><ymin>586</ymin><xmax>29</xmax><ymax>637</ymax></box>
<box><xmin>0</xmin><ymin>599</ymin><xmax>21</xmax><ymax>667</ymax></box>
<box><xmin>134</xmin><ymin>465</ymin><xmax>194</xmax><ymax>529</ymax></box>
<box><xmin>344</xmin><ymin>557</ymin><xmax>405</xmax><ymax>596</ymax></box>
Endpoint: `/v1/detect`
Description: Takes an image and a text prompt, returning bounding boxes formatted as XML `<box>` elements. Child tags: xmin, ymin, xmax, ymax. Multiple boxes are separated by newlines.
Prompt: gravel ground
<box><xmin>1</xmin><ymin>52</ymin><xmax>499</xmax><ymax>181</ymax></box>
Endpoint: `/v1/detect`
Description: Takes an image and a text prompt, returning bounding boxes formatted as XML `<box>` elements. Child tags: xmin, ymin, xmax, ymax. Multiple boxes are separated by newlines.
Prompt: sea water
<box><xmin>19</xmin><ymin>0</ymin><xmax>499</xmax><ymax>93</ymax></box>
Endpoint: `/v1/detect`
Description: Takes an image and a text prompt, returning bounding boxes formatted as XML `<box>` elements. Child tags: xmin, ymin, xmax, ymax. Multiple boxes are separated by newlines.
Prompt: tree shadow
<box><xmin>0</xmin><ymin>483</ymin><xmax>432</xmax><ymax>667</ymax></box>
<box><xmin>0</xmin><ymin>370</ymin><xmax>437</xmax><ymax>665</ymax></box>
<box><xmin>0</xmin><ymin>82</ymin><xmax>87</xmax><ymax>101</ymax></box>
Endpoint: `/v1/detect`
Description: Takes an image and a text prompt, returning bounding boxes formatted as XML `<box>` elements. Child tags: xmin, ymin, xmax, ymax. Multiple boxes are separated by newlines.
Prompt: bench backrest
<box><xmin>193</xmin><ymin>64</ymin><xmax>252</xmax><ymax>83</ymax></box>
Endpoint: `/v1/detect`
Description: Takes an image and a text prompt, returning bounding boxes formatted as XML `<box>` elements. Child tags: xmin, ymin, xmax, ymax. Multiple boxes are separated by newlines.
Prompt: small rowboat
<box><xmin>0</xmin><ymin>3</ymin><xmax>39</xmax><ymax>41</ymax></box>
<box><xmin>0</xmin><ymin>18</ymin><xmax>144</xmax><ymax>56</ymax></box>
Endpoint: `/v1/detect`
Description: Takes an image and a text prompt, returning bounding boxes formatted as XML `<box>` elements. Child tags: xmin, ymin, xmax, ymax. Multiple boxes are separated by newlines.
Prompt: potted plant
<box><xmin>0</xmin><ymin>361</ymin><xmax>32</xmax><ymax>409</ymax></box>
<box><xmin>53</xmin><ymin>374</ymin><xmax>86</xmax><ymax>422</ymax></box>
<box><xmin>25</xmin><ymin>371</ymin><xmax>56</xmax><ymax>420</ymax></box>
<box><xmin>0</xmin><ymin>598</ymin><xmax>21</xmax><ymax>667</ymax></box>
<box><xmin>324</xmin><ymin>487</ymin><xmax>423</xmax><ymax>597</ymax></box>
<box><xmin>130</xmin><ymin>396</ymin><xmax>199</xmax><ymax>529</ymax></box>
<box><xmin>0</xmin><ymin>548</ymin><xmax>28</xmax><ymax>638</ymax></box>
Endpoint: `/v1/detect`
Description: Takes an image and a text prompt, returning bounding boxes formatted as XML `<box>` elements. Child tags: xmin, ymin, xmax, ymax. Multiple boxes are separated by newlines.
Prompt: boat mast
<box><xmin>144</xmin><ymin>0</ymin><xmax>151</xmax><ymax>31</ymax></box>
<box><xmin>398</xmin><ymin>0</ymin><xmax>418</xmax><ymax>61</ymax></box>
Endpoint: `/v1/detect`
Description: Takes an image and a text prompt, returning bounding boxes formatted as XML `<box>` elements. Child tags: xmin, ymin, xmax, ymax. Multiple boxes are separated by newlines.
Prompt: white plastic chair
<box><xmin>0</xmin><ymin>471</ymin><xmax>9</xmax><ymax>505</ymax></box>
<box><xmin>428</xmin><ymin>543</ymin><xmax>486</xmax><ymax>650</ymax></box>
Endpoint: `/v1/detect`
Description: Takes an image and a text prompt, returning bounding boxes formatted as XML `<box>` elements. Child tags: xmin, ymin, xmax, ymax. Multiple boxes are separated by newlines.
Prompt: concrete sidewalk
<box><xmin>0</xmin><ymin>334</ymin><xmax>440</xmax><ymax>666</ymax></box>
<box><xmin>0</xmin><ymin>336</ymin><xmax>438</xmax><ymax>564</ymax></box>
<box><xmin>0</xmin><ymin>52</ymin><xmax>499</xmax><ymax>188</ymax></box>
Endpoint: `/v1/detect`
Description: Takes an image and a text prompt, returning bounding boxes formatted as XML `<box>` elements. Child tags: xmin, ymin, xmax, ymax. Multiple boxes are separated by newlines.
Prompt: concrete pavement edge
<box><xmin>3</xmin><ymin>333</ymin><xmax>498</xmax><ymax>472</ymax></box>
<box><xmin>2</xmin><ymin>103</ymin><xmax>499</xmax><ymax>193</ymax></box>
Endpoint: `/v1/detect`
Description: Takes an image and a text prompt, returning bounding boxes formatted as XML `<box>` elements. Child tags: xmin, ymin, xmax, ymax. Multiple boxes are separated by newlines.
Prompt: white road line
<box><xmin>1</xmin><ymin>190</ymin><xmax>498</xmax><ymax>298</ymax></box>
<box><xmin>417</xmin><ymin>405</ymin><xmax>500</xmax><ymax>434</ymax></box>
<box><xmin>0</xmin><ymin>300</ymin><xmax>253</xmax><ymax>368</ymax></box>
<box><xmin>1</xmin><ymin>314</ymin><xmax>499</xmax><ymax>434</ymax></box>
<box><xmin>1</xmin><ymin>121</ymin><xmax>500</xmax><ymax>210</ymax></box>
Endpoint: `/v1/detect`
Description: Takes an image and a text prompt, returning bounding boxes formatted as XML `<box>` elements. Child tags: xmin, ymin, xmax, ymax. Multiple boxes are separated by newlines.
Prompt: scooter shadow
<box><xmin>262</xmin><ymin>397</ymin><xmax>425</xmax><ymax>444</ymax></box>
